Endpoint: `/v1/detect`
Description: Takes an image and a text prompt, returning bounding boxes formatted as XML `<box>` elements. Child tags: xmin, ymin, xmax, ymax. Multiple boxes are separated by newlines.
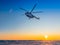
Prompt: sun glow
<box><xmin>45</xmin><ymin>35</ymin><xmax>48</xmax><ymax>40</ymax></box>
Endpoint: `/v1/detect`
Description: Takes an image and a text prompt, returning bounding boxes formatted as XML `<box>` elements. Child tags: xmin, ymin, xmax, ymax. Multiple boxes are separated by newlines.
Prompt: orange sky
<box><xmin>0</xmin><ymin>33</ymin><xmax>60</xmax><ymax>40</ymax></box>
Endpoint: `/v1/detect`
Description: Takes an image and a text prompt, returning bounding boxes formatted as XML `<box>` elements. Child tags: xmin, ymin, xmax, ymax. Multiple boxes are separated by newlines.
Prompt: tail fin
<box><xmin>34</xmin><ymin>16</ymin><xmax>40</xmax><ymax>20</ymax></box>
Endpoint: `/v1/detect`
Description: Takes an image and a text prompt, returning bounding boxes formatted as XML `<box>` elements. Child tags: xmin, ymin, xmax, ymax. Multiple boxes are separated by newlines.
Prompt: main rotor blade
<box><xmin>32</xmin><ymin>11</ymin><xmax>43</xmax><ymax>13</ymax></box>
<box><xmin>20</xmin><ymin>8</ymin><xmax>27</xmax><ymax>11</ymax></box>
<box><xmin>30</xmin><ymin>3</ymin><xmax>37</xmax><ymax>13</ymax></box>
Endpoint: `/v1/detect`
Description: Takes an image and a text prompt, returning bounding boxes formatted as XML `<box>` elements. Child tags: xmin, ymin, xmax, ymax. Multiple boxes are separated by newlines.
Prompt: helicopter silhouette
<box><xmin>20</xmin><ymin>3</ymin><xmax>43</xmax><ymax>20</ymax></box>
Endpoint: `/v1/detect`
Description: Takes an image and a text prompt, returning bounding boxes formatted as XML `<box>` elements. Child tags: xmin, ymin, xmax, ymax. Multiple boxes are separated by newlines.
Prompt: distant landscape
<box><xmin>0</xmin><ymin>40</ymin><xmax>60</xmax><ymax>45</ymax></box>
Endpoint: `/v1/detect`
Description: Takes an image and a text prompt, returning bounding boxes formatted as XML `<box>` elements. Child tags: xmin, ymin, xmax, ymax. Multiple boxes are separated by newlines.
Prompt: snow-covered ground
<box><xmin>0</xmin><ymin>40</ymin><xmax>60</xmax><ymax>45</ymax></box>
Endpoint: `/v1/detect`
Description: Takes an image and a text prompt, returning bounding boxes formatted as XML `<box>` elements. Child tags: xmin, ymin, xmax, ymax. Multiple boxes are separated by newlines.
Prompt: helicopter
<box><xmin>20</xmin><ymin>3</ymin><xmax>43</xmax><ymax>20</ymax></box>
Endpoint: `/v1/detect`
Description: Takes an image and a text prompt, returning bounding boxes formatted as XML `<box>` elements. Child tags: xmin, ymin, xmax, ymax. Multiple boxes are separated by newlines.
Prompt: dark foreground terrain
<box><xmin>0</xmin><ymin>40</ymin><xmax>60</xmax><ymax>45</ymax></box>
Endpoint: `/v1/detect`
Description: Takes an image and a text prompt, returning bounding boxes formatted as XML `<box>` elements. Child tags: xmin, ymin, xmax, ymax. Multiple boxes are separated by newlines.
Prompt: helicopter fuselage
<box><xmin>25</xmin><ymin>12</ymin><xmax>34</xmax><ymax>18</ymax></box>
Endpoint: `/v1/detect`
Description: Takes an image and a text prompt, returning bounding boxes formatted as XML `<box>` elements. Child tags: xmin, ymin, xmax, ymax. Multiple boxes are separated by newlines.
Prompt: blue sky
<box><xmin>0</xmin><ymin>0</ymin><xmax>60</xmax><ymax>35</ymax></box>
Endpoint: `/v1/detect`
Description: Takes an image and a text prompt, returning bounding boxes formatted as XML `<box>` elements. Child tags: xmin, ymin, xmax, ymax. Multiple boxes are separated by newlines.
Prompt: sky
<box><xmin>0</xmin><ymin>0</ymin><xmax>60</xmax><ymax>40</ymax></box>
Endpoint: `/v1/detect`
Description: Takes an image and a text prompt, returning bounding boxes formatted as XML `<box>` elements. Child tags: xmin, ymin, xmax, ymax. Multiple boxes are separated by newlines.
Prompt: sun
<box><xmin>44</xmin><ymin>35</ymin><xmax>48</xmax><ymax>40</ymax></box>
